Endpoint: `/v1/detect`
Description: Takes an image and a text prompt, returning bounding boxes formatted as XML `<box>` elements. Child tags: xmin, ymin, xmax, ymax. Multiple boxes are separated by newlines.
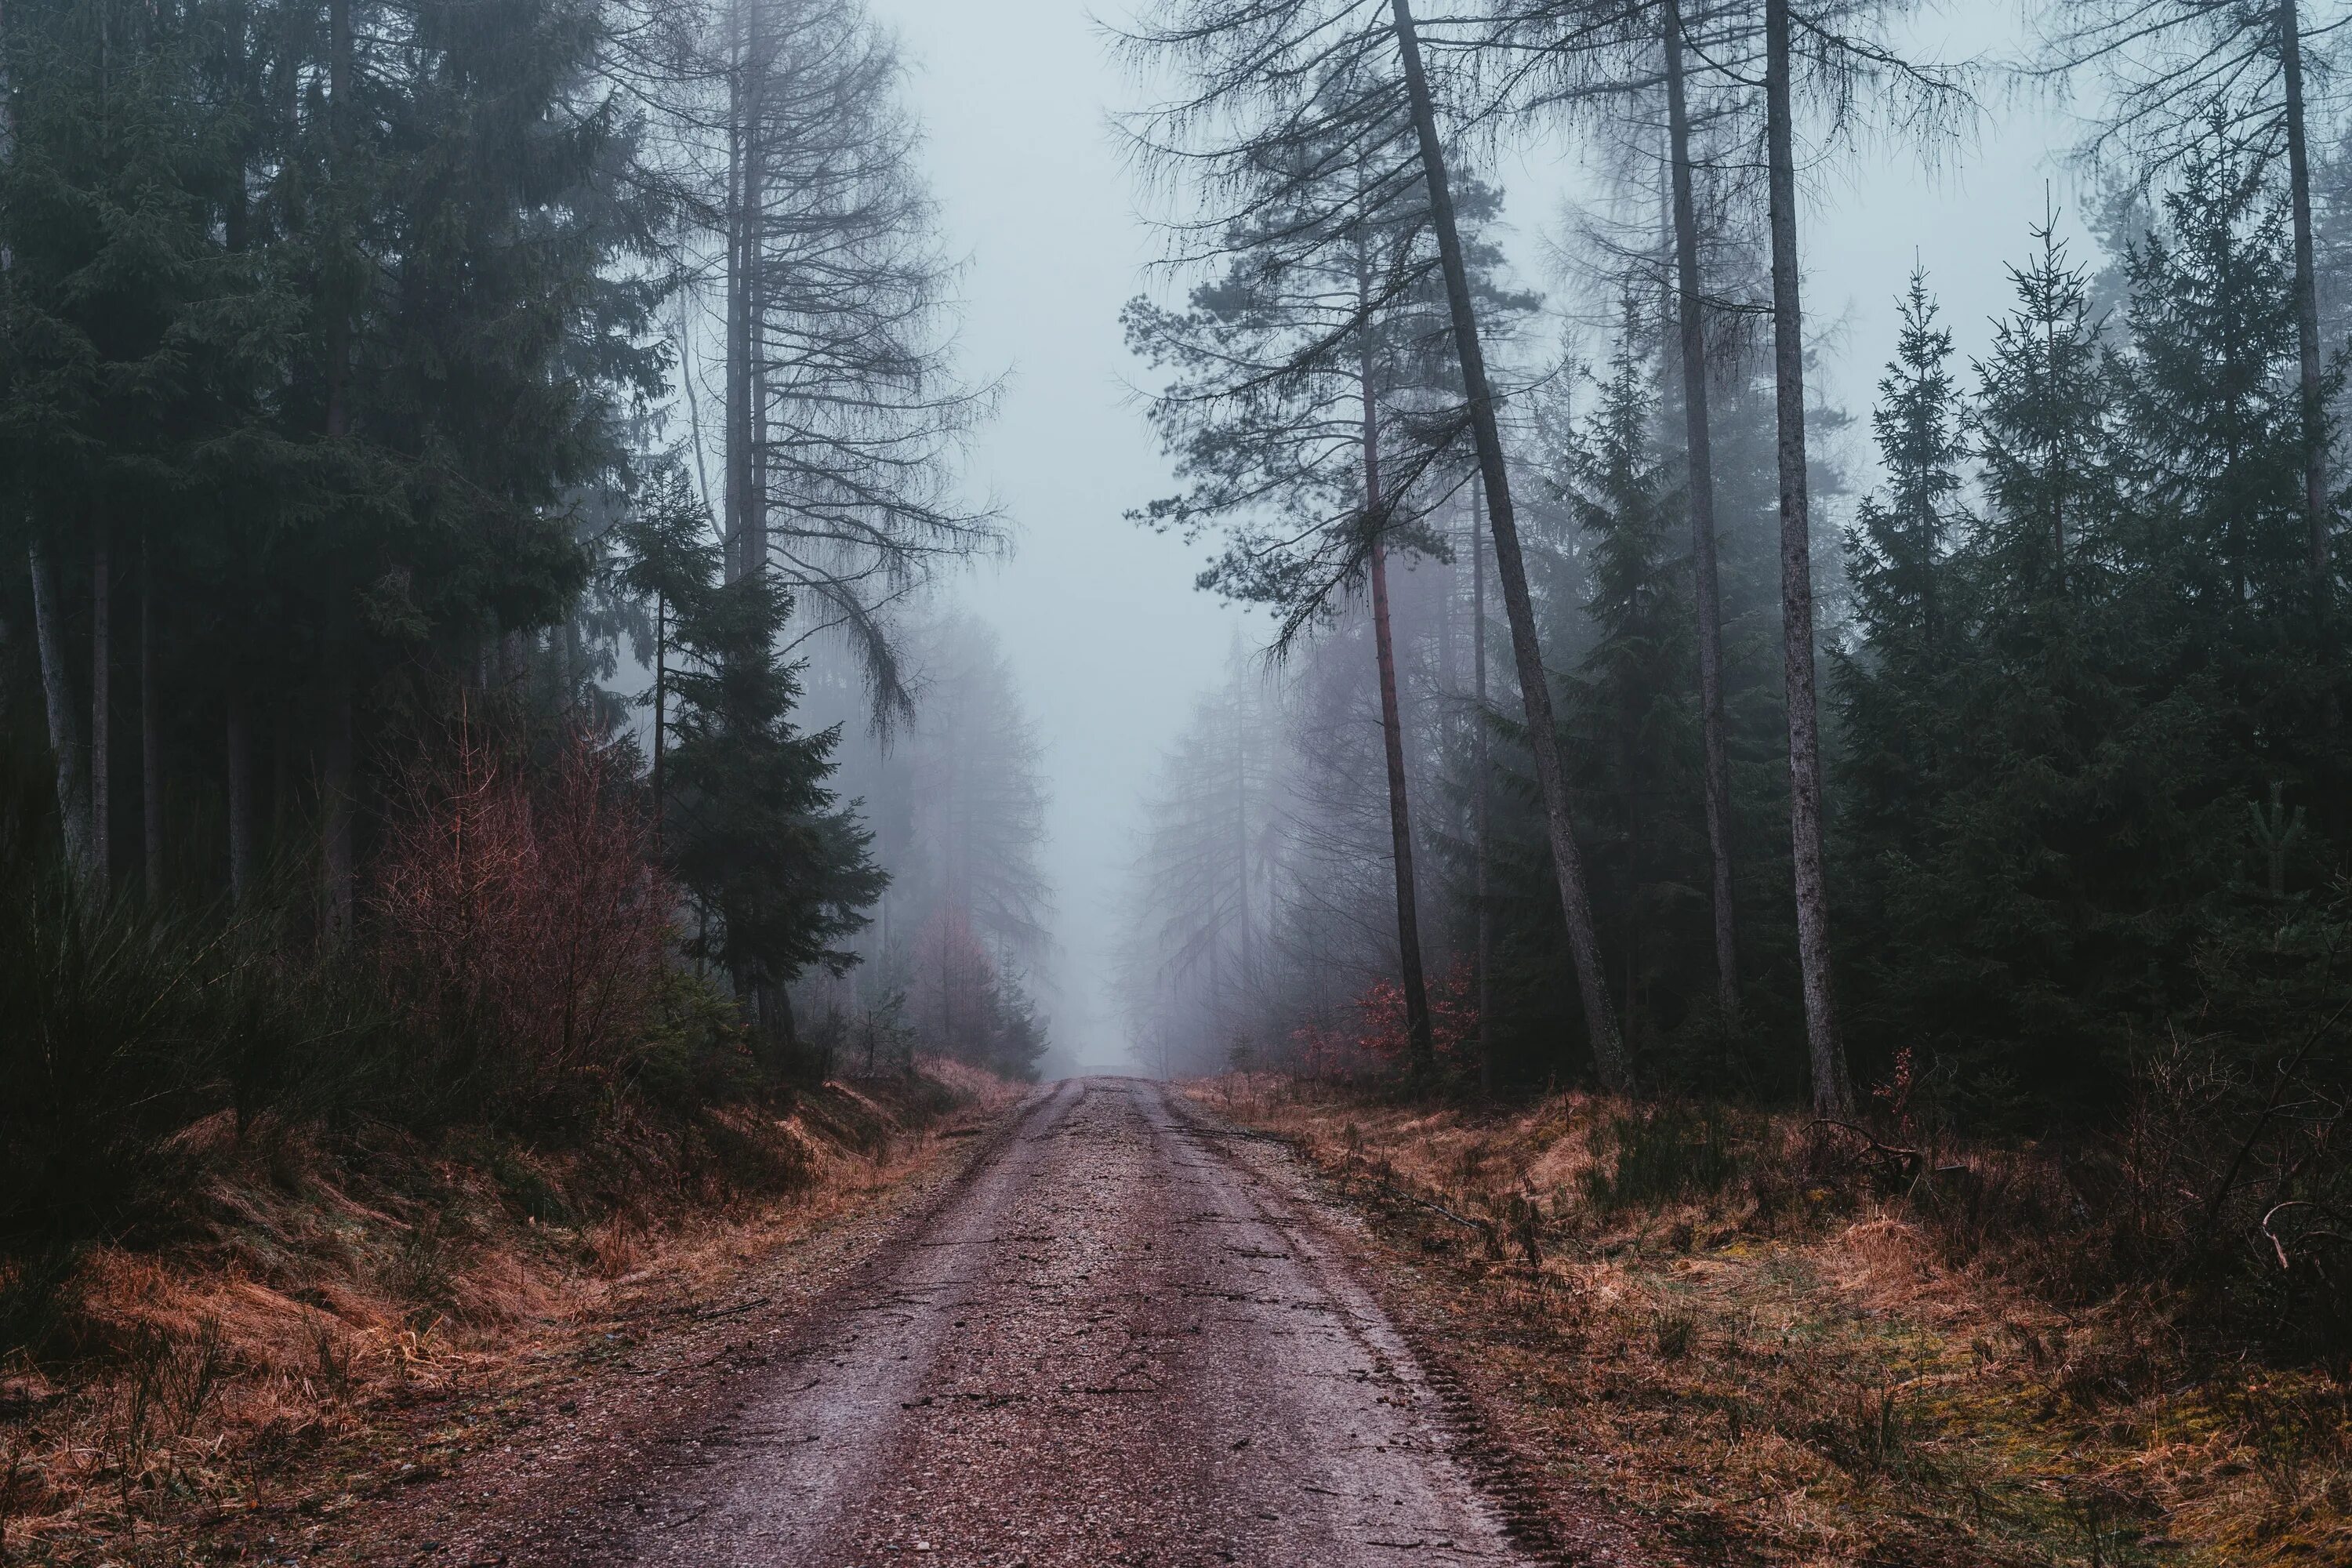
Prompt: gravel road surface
<box><xmin>597</xmin><ymin>1075</ymin><xmax>1527</xmax><ymax>1566</ymax></box>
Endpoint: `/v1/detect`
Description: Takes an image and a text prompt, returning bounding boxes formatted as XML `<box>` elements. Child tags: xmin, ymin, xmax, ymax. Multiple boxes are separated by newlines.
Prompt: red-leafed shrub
<box><xmin>371</xmin><ymin>720</ymin><xmax>673</xmax><ymax>1115</ymax></box>
<box><xmin>1290</xmin><ymin>957</ymin><xmax>1481</xmax><ymax>1078</ymax></box>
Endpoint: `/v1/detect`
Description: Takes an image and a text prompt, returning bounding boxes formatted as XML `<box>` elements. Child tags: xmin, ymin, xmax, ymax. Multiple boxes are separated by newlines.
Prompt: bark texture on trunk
<box><xmin>142</xmin><ymin>537</ymin><xmax>162</xmax><ymax>901</ymax></box>
<box><xmin>325</xmin><ymin>0</ymin><xmax>350</xmax><ymax>443</ymax></box>
<box><xmin>1370</xmin><ymin>537</ymin><xmax>1436</xmax><ymax>1069</ymax></box>
<box><xmin>1363</xmin><ymin>350</ymin><xmax>1435</xmax><ymax>1071</ymax></box>
<box><xmin>227</xmin><ymin>689</ymin><xmax>256</xmax><ymax>906</ymax></box>
<box><xmin>1472</xmin><ymin>488</ymin><xmax>1493</xmax><ymax>1095</ymax></box>
<box><xmin>321</xmin><ymin>676</ymin><xmax>355</xmax><ymax>938</ymax></box>
<box><xmin>1765</xmin><ymin>0</ymin><xmax>1850</xmax><ymax>1116</ymax></box>
<box><xmin>30</xmin><ymin>544</ymin><xmax>94</xmax><ymax>877</ymax></box>
<box><xmin>1664</xmin><ymin>0</ymin><xmax>1740</xmax><ymax>1030</ymax></box>
<box><xmin>90</xmin><ymin>514</ymin><xmax>111</xmax><ymax>887</ymax></box>
<box><xmin>722</xmin><ymin>0</ymin><xmax>766</xmax><ymax>586</ymax></box>
<box><xmin>2280</xmin><ymin>2</ymin><xmax>2329</xmax><ymax>612</ymax></box>
<box><xmin>1389</xmin><ymin>0</ymin><xmax>1628</xmax><ymax>1088</ymax></box>
<box><xmin>652</xmin><ymin>593</ymin><xmax>668</xmax><ymax>842</ymax></box>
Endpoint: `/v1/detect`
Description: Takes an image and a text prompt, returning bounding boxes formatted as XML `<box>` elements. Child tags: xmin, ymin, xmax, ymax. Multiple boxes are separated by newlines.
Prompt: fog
<box><xmin>862</xmin><ymin>0</ymin><xmax>2086</xmax><ymax>1073</ymax></box>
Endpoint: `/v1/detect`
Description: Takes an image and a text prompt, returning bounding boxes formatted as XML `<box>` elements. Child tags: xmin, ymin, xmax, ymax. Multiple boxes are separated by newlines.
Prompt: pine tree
<box><xmin>1836</xmin><ymin>270</ymin><xmax>1969</xmax><ymax>877</ymax></box>
<box><xmin>1843</xmin><ymin>215</ymin><xmax>2229</xmax><ymax>1113</ymax></box>
<box><xmin>1564</xmin><ymin>299</ymin><xmax>1700</xmax><ymax>1060</ymax></box>
<box><xmin>625</xmin><ymin>481</ymin><xmax>886</xmax><ymax>1048</ymax></box>
<box><xmin>2118</xmin><ymin>140</ymin><xmax>2341</xmax><ymax>825</ymax></box>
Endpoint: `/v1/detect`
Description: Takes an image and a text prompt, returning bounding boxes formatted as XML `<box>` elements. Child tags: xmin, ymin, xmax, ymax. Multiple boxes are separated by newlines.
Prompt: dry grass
<box><xmin>1192</xmin><ymin>1075</ymin><xmax>2352</xmax><ymax>1568</ymax></box>
<box><xmin>0</xmin><ymin>1060</ymin><xmax>1018</xmax><ymax>1564</ymax></box>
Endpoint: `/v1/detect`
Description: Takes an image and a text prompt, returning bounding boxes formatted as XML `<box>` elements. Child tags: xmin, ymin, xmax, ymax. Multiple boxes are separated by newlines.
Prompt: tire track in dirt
<box><xmin>306</xmin><ymin>1078</ymin><xmax>1572</xmax><ymax>1566</ymax></box>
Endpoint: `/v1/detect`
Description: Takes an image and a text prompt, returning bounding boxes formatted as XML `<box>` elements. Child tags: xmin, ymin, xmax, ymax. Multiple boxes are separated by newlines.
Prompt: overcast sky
<box><xmin>860</xmin><ymin>0</ymin><xmax>2098</xmax><ymax>1073</ymax></box>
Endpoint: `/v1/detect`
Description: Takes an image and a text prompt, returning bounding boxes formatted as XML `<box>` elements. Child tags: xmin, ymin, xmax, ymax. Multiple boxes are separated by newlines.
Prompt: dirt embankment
<box><xmin>1189</xmin><ymin>1075</ymin><xmax>2352</xmax><ymax>1568</ymax></box>
<box><xmin>0</xmin><ymin>1058</ymin><xmax>1018</xmax><ymax>1566</ymax></box>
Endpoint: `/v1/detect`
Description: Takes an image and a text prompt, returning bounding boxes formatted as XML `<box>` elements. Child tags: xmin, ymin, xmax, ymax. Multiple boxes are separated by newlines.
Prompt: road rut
<box><xmin>601</xmin><ymin>1076</ymin><xmax>1526</xmax><ymax>1566</ymax></box>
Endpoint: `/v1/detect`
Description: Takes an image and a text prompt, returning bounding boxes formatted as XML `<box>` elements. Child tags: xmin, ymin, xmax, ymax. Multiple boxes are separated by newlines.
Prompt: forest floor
<box><xmin>1186</xmin><ymin>1074</ymin><xmax>2352</xmax><ymax>1568</ymax></box>
<box><xmin>0</xmin><ymin>1060</ymin><xmax>1020</xmax><ymax>1566</ymax></box>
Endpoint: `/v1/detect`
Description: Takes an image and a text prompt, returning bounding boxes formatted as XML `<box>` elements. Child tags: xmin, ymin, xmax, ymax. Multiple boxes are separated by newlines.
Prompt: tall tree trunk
<box><xmin>29</xmin><ymin>545</ymin><xmax>94</xmax><ymax>877</ymax></box>
<box><xmin>321</xmin><ymin>676</ymin><xmax>355</xmax><ymax>938</ymax></box>
<box><xmin>90</xmin><ymin>513</ymin><xmax>110</xmax><ymax>887</ymax></box>
<box><xmin>652</xmin><ymin>593</ymin><xmax>667</xmax><ymax>841</ymax></box>
<box><xmin>227</xmin><ymin>688</ymin><xmax>256</xmax><ymax>906</ymax></box>
<box><xmin>1664</xmin><ymin>0</ymin><xmax>1740</xmax><ymax>1030</ymax></box>
<box><xmin>721</xmin><ymin>0</ymin><xmax>760</xmax><ymax>586</ymax></box>
<box><xmin>1363</xmin><ymin>307</ymin><xmax>1436</xmax><ymax>1071</ymax></box>
<box><xmin>325</xmin><ymin>0</ymin><xmax>350</xmax><ymax>442</ymax></box>
<box><xmin>319</xmin><ymin>0</ymin><xmax>357</xmax><ymax>930</ymax></box>
<box><xmin>2281</xmin><ymin>0</ymin><xmax>2327</xmax><ymax>605</ymax></box>
<box><xmin>1472</xmin><ymin>487</ymin><xmax>1493</xmax><ymax>1095</ymax></box>
<box><xmin>271</xmin><ymin>702</ymin><xmax>292</xmax><ymax>842</ymax></box>
<box><xmin>1764</xmin><ymin>0</ymin><xmax>1850</xmax><ymax>1116</ymax></box>
<box><xmin>1234</xmin><ymin>689</ymin><xmax>1255</xmax><ymax>997</ymax></box>
<box><xmin>142</xmin><ymin>535</ymin><xmax>162</xmax><ymax>900</ymax></box>
<box><xmin>1388</xmin><ymin>0</ymin><xmax>1628</xmax><ymax>1090</ymax></box>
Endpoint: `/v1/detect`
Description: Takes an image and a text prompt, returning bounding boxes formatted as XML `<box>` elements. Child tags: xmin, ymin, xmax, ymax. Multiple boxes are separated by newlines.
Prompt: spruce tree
<box><xmin>1564</xmin><ymin>299</ymin><xmax>1700</xmax><ymax>1058</ymax></box>
<box><xmin>1836</xmin><ymin>270</ymin><xmax>1969</xmax><ymax>880</ymax></box>
<box><xmin>624</xmin><ymin>480</ymin><xmax>886</xmax><ymax>1051</ymax></box>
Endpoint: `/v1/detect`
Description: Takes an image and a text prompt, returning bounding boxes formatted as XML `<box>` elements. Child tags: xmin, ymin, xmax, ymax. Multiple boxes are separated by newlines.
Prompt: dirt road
<box><xmin>546</xmin><ymin>1075</ymin><xmax>1529</xmax><ymax>1566</ymax></box>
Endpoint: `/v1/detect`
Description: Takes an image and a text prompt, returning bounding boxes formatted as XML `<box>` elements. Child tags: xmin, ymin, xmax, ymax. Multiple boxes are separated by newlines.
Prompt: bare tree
<box><xmin>684</xmin><ymin>0</ymin><xmax>1002</xmax><ymax>720</ymax></box>
<box><xmin>1664</xmin><ymin>0</ymin><xmax>1740</xmax><ymax>1028</ymax></box>
<box><xmin>1123</xmin><ymin>45</ymin><xmax>1530</xmax><ymax>1073</ymax></box>
<box><xmin>1762</xmin><ymin>0</ymin><xmax>1847</xmax><ymax>1113</ymax></box>
<box><xmin>1123</xmin><ymin>0</ymin><xmax>1632</xmax><ymax>1087</ymax></box>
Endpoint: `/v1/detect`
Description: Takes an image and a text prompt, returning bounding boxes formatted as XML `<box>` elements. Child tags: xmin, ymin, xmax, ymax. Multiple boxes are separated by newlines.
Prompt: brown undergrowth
<box><xmin>0</xmin><ymin>1058</ymin><xmax>1017</xmax><ymax>1565</ymax></box>
<box><xmin>1190</xmin><ymin>1075</ymin><xmax>2352</xmax><ymax>1568</ymax></box>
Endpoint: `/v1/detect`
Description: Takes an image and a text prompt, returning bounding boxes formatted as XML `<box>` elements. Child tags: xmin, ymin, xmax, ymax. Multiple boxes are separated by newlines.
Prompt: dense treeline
<box><xmin>1117</xmin><ymin>0</ymin><xmax>2352</xmax><ymax>1346</ymax></box>
<box><xmin>0</xmin><ymin>0</ymin><xmax>1025</xmax><ymax>1250</ymax></box>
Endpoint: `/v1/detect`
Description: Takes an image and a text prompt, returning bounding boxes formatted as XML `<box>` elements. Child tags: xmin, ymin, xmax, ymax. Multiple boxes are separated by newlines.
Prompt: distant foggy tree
<box><xmin>1123</xmin><ymin>0</ymin><xmax>1632</xmax><ymax>1087</ymax></box>
<box><xmin>1117</xmin><ymin>665</ymin><xmax>1287</xmax><ymax>1076</ymax></box>
<box><xmin>1123</xmin><ymin>45</ymin><xmax>1535</xmax><ymax>1073</ymax></box>
<box><xmin>833</xmin><ymin>609</ymin><xmax>1056</xmax><ymax>1072</ymax></box>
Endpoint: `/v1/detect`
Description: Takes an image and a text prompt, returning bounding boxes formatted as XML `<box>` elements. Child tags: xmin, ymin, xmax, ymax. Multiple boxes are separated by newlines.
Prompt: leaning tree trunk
<box><xmin>1664</xmin><ymin>0</ymin><xmax>1740</xmax><ymax>1030</ymax></box>
<box><xmin>1764</xmin><ymin>0</ymin><xmax>1851</xmax><ymax>1116</ymax></box>
<box><xmin>89</xmin><ymin>513</ymin><xmax>111</xmax><ymax>887</ymax></box>
<box><xmin>1360</xmin><ymin>303</ymin><xmax>1436</xmax><ymax>1071</ymax></box>
<box><xmin>1363</xmin><ymin>364</ymin><xmax>1436</xmax><ymax>1071</ymax></box>
<box><xmin>1388</xmin><ymin>0</ymin><xmax>1628</xmax><ymax>1089</ymax></box>
<box><xmin>29</xmin><ymin>544</ymin><xmax>94</xmax><ymax>878</ymax></box>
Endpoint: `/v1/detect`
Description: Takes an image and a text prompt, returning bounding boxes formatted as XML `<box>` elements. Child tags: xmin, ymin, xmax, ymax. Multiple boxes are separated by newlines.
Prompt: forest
<box><xmin>1112</xmin><ymin>0</ymin><xmax>2352</xmax><ymax>1359</ymax></box>
<box><xmin>5</xmin><ymin>0</ymin><xmax>2352</xmax><ymax>1559</ymax></box>
<box><xmin>0</xmin><ymin>0</ymin><xmax>1064</xmax><ymax>1238</ymax></box>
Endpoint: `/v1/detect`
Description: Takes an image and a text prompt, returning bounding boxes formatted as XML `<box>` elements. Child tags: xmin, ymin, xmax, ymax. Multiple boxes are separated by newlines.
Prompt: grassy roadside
<box><xmin>1189</xmin><ymin>1075</ymin><xmax>2352</xmax><ymax>1568</ymax></box>
<box><xmin>0</xmin><ymin>1058</ymin><xmax>1018</xmax><ymax>1566</ymax></box>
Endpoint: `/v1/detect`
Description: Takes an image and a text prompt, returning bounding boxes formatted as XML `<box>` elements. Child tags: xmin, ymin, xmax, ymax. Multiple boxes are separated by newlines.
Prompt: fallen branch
<box><xmin>2199</xmin><ymin>996</ymin><xmax>2352</xmax><ymax>1256</ymax></box>
<box><xmin>1375</xmin><ymin>1180</ymin><xmax>1496</xmax><ymax>1242</ymax></box>
<box><xmin>2259</xmin><ymin>1200</ymin><xmax>2352</xmax><ymax>1271</ymax></box>
<box><xmin>1809</xmin><ymin>1119</ymin><xmax>1925</xmax><ymax>1169</ymax></box>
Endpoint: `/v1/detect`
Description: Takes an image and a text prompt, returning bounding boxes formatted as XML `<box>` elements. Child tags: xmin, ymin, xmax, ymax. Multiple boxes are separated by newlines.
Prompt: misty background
<box><xmin>863</xmin><ymin>0</ymin><xmax>2077</xmax><ymax>1073</ymax></box>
